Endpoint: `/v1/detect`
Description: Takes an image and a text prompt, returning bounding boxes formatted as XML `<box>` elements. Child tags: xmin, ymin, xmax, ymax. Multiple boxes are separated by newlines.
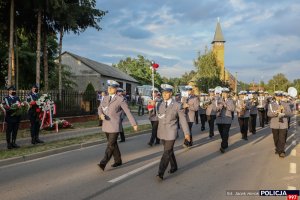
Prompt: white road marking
<box><xmin>291</xmin><ymin>149</ymin><xmax>296</xmax><ymax>157</ymax></box>
<box><xmin>108</xmin><ymin>124</ymin><xmax>272</xmax><ymax>183</ymax></box>
<box><xmin>286</xmin><ymin>133</ymin><xmax>295</xmax><ymax>142</ymax></box>
<box><xmin>285</xmin><ymin>140</ymin><xmax>297</xmax><ymax>153</ymax></box>
<box><xmin>289</xmin><ymin>163</ymin><xmax>296</xmax><ymax>174</ymax></box>
<box><xmin>108</xmin><ymin>159</ymin><xmax>160</xmax><ymax>183</ymax></box>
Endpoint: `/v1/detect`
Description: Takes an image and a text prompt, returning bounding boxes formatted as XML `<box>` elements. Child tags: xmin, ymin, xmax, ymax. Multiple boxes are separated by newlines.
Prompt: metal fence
<box><xmin>0</xmin><ymin>90</ymin><xmax>98</xmax><ymax>118</ymax></box>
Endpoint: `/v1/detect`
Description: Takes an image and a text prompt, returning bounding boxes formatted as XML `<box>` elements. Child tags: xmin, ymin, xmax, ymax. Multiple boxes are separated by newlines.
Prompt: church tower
<box><xmin>212</xmin><ymin>19</ymin><xmax>225</xmax><ymax>81</ymax></box>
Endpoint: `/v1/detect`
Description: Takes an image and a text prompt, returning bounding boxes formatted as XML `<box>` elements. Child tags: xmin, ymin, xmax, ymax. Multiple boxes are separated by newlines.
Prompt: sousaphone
<box><xmin>288</xmin><ymin>87</ymin><xmax>298</xmax><ymax>98</ymax></box>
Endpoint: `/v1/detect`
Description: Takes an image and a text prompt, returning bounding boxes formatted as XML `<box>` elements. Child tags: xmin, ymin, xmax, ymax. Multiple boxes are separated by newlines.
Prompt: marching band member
<box><xmin>206</xmin><ymin>89</ymin><xmax>217</xmax><ymax>138</ymax></box>
<box><xmin>249</xmin><ymin>91</ymin><xmax>258</xmax><ymax>134</ymax></box>
<box><xmin>216</xmin><ymin>87</ymin><xmax>235</xmax><ymax>153</ymax></box>
<box><xmin>231</xmin><ymin>92</ymin><xmax>237</xmax><ymax>120</ymax></box>
<box><xmin>97</xmin><ymin>80</ymin><xmax>138</xmax><ymax>171</ymax></box>
<box><xmin>156</xmin><ymin>84</ymin><xmax>190</xmax><ymax>181</ymax></box>
<box><xmin>257</xmin><ymin>90</ymin><xmax>267</xmax><ymax>127</ymax></box>
<box><xmin>182</xmin><ymin>85</ymin><xmax>199</xmax><ymax>147</ymax></box>
<box><xmin>199</xmin><ymin>93</ymin><xmax>208</xmax><ymax>131</ymax></box>
<box><xmin>282</xmin><ymin>92</ymin><xmax>293</xmax><ymax>129</ymax></box>
<box><xmin>116</xmin><ymin>88</ymin><xmax>126</xmax><ymax>143</ymax></box>
<box><xmin>268</xmin><ymin>91</ymin><xmax>293</xmax><ymax>158</ymax></box>
<box><xmin>236</xmin><ymin>91</ymin><xmax>251</xmax><ymax>140</ymax></box>
<box><xmin>148</xmin><ymin>88</ymin><xmax>162</xmax><ymax>146</ymax></box>
<box><xmin>264</xmin><ymin>91</ymin><xmax>271</xmax><ymax>124</ymax></box>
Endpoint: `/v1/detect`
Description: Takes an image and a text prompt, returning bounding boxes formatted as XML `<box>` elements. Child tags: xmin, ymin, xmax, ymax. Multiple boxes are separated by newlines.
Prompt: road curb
<box><xmin>0</xmin><ymin>129</ymin><xmax>151</xmax><ymax>167</ymax></box>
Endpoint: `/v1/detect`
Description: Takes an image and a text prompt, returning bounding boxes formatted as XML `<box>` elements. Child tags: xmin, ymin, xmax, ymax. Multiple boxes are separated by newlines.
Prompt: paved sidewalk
<box><xmin>0</xmin><ymin>119</ymin><xmax>150</xmax><ymax>150</ymax></box>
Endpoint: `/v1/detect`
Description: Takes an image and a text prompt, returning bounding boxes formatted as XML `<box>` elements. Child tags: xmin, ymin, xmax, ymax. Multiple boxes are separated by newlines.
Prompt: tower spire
<box><xmin>212</xmin><ymin>18</ymin><xmax>225</xmax><ymax>44</ymax></box>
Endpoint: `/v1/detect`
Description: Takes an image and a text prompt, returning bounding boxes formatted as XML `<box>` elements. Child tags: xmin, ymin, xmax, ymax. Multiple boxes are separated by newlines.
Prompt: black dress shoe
<box><xmin>12</xmin><ymin>143</ymin><xmax>20</xmax><ymax>148</ymax></box>
<box><xmin>35</xmin><ymin>139</ymin><xmax>44</xmax><ymax>143</ymax></box>
<box><xmin>119</xmin><ymin>140</ymin><xmax>125</xmax><ymax>143</ymax></box>
<box><xmin>201</xmin><ymin>127</ymin><xmax>205</xmax><ymax>131</ymax></box>
<box><xmin>168</xmin><ymin>168</ymin><xmax>178</xmax><ymax>174</ymax></box>
<box><xmin>97</xmin><ymin>163</ymin><xmax>106</xmax><ymax>171</ymax></box>
<box><xmin>155</xmin><ymin>142</ymin><xmax>160</xmax><ymax>145</ymax></box>
<box><xmin>182</xmin><ymin>139</ymin><xmax>190</xmax><ymax>148</ymax></box>
<box><xmin>220</xmin><ymin>147</ymin><xmax>225</xmax><ymax>153</ymax></box>
<box><xmin>148</xmin><ymin>142</ymin><xmax>153</xmax><ymax>147</ymax></box>
<box><xmin>156</xmin><ymin>174</ymin><xmax>163</xmax><ymax>181</ymax></box>
<box><xmin>111</xmin><ymin>162</ymin><xmax>122</xmax><ymax>168</ymax></box>
<box><xmin>279</xmin><ymin>153</ymin><xmax>285</xmax><ymax>158</ymax></box>
<box><xmin>31</xmin><ymin>139</ymin><xmax>36</xmax><ymax>145</ymax></box>
<box><xmin>7</xmin><ymin>143</ymin><xmax>13</xmax><ymax>150</ymax></box>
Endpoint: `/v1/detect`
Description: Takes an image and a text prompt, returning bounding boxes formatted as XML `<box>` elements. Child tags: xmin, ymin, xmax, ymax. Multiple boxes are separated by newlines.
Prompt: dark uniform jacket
<box><xmin>26</xmin><ymin>92</ymin><xmax>40</xmax><ymax>119</ymax></box>
<box><xmin>2</xmin><ymin>95</ymin><xmax>21</xmax><ymax>123</ymax></box>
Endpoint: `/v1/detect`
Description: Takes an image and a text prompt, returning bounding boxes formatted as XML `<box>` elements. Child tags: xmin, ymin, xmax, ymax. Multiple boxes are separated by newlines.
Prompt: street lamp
<box><xmin>235</xmin><ymin>72</ymin><xmax>238</xmax><ymax>94</ymax></box>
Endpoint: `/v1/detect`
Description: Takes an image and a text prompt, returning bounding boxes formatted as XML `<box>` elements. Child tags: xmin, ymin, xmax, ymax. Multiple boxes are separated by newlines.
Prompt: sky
<box><xmin>62</xmin><ymin>0</ymin><xmax>300</xmax><ymax>83</ymax></box>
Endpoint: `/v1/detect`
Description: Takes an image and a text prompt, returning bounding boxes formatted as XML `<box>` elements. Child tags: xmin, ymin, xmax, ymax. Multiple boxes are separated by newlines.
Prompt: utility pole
<box><xmin>235</xmin><ymin>72</ymin><xmax>238</xmax><ymax>94</ymax></box>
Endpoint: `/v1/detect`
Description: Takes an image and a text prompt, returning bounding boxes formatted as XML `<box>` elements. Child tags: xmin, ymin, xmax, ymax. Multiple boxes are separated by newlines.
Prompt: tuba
<box><xmin>288</xmin><ymin>87</ymin><xmax>298</xmax><ymax>98</ymax></box>
<box><xmin>199</xmin><ymin>94</ymin><xmax>211</xmax><ymax>109</ymax></box>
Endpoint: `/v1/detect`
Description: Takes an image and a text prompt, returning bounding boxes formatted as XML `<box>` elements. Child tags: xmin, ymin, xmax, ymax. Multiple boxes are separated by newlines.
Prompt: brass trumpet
<box><xmin>238</xmin><ymin>99</ymin><xmax>246</xmax><ymax>117</ymax></box>
<box><xmin>277</xmin><ymin>104</ymin><xmax>285</xmax><ymax>123</ymax></box>
<box><xmin>251</xmin><ymin>97</ymin><xmax>259</xmax><ymax>106</ymax></box>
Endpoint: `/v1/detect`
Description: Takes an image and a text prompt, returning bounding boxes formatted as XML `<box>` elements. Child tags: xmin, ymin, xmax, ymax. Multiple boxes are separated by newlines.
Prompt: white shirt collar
<box><xmin>164</xmin><ymin>98</ymin><xmax>172</xmax><ymax>106</ymax></box>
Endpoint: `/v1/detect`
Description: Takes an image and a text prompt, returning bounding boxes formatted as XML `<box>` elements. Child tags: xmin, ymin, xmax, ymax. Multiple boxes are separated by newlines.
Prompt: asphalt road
<box><xmin>0</xmin><ymin>116</ymin><xmax>298</xmax><ymax>200</ymax></box>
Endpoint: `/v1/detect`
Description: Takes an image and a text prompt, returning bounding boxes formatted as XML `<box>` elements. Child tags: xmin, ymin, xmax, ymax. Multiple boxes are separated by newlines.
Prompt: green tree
<box><xmin>292</xmin><ymin>79</ymin><xmax>300</xmax><ymax>96</ymax></box>
<box><xmin>48</xmin><ymin>64</ymin><xmax>77</xmax><ymax>90</ymax></box>
<box><xmin>238</xmin><ymin>81</ymin><xmax>250</xmax><ymax>91</ymax></box>
<box><xmin>268</xmin><ymin>73</ymin><xmax>290</xmax><ymax>92</ymax></box>
<box><xmin>193</xmin><ymin>49</ymin><xmax>223</xmax><ymax>92</ymax></box>
<box><xmin>52</xmin><ymin>0</ymin><xmax>106</xmax><ymax>99</ymax></box>
<box><xmin>82</xmin><ymin>82</ymin><xmax>96</xmax><ymax>101</ymax></box>
<box><xmin>113</xmin><ymin>55</ymin><xmax>163</xmax><ymax>88</ymax></box>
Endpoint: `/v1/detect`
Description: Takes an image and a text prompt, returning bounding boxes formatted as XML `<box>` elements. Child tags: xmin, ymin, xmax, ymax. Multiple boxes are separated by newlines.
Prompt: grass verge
<box><xmin>0</xmin><ymin>120</ymin><xmax>100</xmax><ymax>141</ymax></box>
<box><xmin>0</xmin><ymin>124</ymin><xmax>151</xmax><ymax>160</ymax></box>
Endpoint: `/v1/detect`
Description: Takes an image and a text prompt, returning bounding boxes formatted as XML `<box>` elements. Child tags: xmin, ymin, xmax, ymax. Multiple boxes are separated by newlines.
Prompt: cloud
<box><xmin>159</xmin><ymin>61</ymin><xmax>195</xmax><ymax>78</ymax></box>
<box><xmin>119</xmin><ymin>27</ymin><xmax>153</xmax><ymax>39</ymax></box>
<box><xmin>62</xmin><ymin>0</ymin><xmax>300</xmax><ymax>84</ymax></box>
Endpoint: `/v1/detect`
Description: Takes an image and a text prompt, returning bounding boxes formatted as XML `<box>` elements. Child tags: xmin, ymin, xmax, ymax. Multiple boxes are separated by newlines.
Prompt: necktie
<box><xmin>109</xmin><ymin>96</ymin><xmax>112</xmax><ymax>102</ymax></box>
<box><xmin>165</xmin><ymin>101</ymin><xmax>168</xmax><ymax>108</ymax></box>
